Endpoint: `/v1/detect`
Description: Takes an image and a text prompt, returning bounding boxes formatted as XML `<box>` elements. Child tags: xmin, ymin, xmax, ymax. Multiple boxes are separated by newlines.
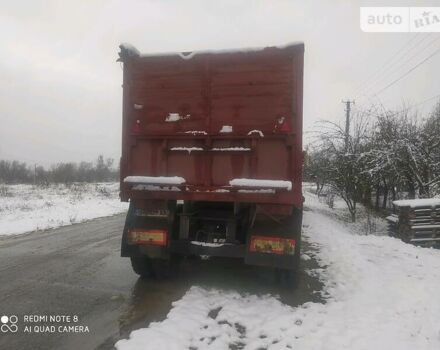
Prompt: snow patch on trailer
<box><xmin>237</xmin><ymin>189</ymin><xmax>275</xmax><ymax>194</ymax></box>
<box><xmin>211</xmin><ymin>147</ymin><xmax>251</xmax><ymax>151</ymax></box>
<box><xmin>230</xmin><ymin>178</ymin><xmax>292</xmax><ymax>190</ymax></box>
<box><xmin>183</xmin><ymin>130</ymin><xmax>208</xmax><ymax>135</ymax></box>
<box><xmin>178</xmin><ymin>51</ymin><xmax>197</xmax><ymax>60</ymax></box>
<box><xmin>170</xmin><ymin>147</ymin><xmax>204</xmax><ymax>154</ymax></box>
<box><xmin>119</xmin><ymin>42</ymin><xmax>304</xmax><ymax>61</ymax></box>
<box><xmin>165</xmin><ymin>113</ymin><xmax>190</xmax><ymax>122</ymax></box>
<box><xmin>219</xmin><ymin>125</ymin><xmax>233</xmax><ymax>133</ymax></box>
<box><xmin>132</xmin><ymin>185</ymin><xmax>181</xmax><ymax>192</ymax></box>
<box><xmin>124</xmin><ymin>176</ymin><xmax>186</xmax><ymax>185</ymax></box>
<box><xmin>247</xmin><ymin>129</ymin><xmax>264</xmax><ymax>137</ymax></box>
<box><xmin>119</xmin><ymin>43</ymin><xmax>140</xmax><ymax>57</ymax></box>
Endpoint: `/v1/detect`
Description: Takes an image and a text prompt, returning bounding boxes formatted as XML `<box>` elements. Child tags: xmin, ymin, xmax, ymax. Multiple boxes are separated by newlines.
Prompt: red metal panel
<box><xmin>119</xmin><ymin>44</ymin><xmax>304</xmax><ymax>208</ymax></box>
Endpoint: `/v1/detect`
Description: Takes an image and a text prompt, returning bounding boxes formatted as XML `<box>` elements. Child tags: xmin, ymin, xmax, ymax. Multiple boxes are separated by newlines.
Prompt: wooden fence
<box><xmin>387</xmin><ymin>198</ymin><xmax>440</xmax><ymax>247</ymax></box>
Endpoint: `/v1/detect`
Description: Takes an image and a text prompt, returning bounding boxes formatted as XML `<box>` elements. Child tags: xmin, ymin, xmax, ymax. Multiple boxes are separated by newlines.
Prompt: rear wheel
<box><xmin>130</xmin><ymin>256</ymin><xmax>180</xmax><ymax>279</ymax></box>
<box><xmin>277</xmin><ymin>209</ymin><xmax>302</xmax><ymax>287</ymax></box>
<box><xmin>130</xmin><ymin>256</ymin><xmax>153</xmax><ymax>278</ymax></box>
<box><xmin>275</xmin><ymin>269</ymin><xmax>296</xmax><ymax>287</ymax></box>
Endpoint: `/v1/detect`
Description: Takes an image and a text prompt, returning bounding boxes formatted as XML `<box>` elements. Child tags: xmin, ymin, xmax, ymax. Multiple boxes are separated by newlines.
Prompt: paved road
<box><xmin>0</xmin><ymin>214</ymin><xmax>322</xmax><ymax>350</ymax></box>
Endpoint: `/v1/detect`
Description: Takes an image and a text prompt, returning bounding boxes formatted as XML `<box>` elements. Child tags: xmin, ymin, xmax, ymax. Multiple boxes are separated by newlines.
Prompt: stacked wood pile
<box><xmin>386</xmin><ymin>198</ymin><xmax>440</xmax><ymax>247</ymax></box>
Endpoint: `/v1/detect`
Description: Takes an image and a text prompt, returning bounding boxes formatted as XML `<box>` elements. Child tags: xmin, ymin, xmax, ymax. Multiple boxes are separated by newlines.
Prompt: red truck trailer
<box><xmin>117</xmin><ymin>42</ymin><xmax>304</xmax><ymax>280</ymax></box>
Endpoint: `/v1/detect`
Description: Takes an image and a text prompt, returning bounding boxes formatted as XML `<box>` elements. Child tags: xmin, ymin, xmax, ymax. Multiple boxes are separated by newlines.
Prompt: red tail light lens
<box><xmin>128</xmin><ymin>229</ymin><xmax>167</xmax><ymax>246</ymax></box>
<box><xmin>249</xmin><ymin>236</ymin><xmax>295</xmax><ymax>255</ymax></box>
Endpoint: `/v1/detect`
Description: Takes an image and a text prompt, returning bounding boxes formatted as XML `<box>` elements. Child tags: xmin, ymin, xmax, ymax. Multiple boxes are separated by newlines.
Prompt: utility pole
<box><xmin>342</xmin><ymin>100</ymin><xmax>355</xmax><ymax>152</ymax></box>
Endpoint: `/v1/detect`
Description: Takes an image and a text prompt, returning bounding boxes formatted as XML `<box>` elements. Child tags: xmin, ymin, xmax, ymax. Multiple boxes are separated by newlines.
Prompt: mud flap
<box><xmin>121</xmin><ymin>201</ymin><xmax>138</xmax><ymax>257</ymax></box>
<box><xmin>244</xmin><ymin>208</ymin><xmax>302</xmax><ymax>270</ymax></box>
<box><xmin>121</xmin><ymin>201</ymin><xmax>178</xmax><ymax>258</ymax></box>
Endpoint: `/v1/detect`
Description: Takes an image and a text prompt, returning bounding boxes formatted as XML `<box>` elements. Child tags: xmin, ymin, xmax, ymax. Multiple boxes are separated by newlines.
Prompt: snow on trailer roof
<box><xmin>393</xmin><ymin>198</ymin><xmax>440</xmax><ymax>208</ymax></box>
<box><xmin>118</xmin><ymin>42</ymin><xmax>304</xmax><ymax>61</ymax></box>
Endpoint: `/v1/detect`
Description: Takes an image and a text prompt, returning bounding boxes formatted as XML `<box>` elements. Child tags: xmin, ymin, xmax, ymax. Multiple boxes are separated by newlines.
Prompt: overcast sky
<box><xmin>1</xmin><ymin>0</ymin><xmax>439</xmax><ymax>166</ymax></box>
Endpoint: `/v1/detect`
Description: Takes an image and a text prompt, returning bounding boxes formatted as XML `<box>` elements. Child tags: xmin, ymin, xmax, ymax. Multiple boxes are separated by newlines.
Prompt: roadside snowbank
<box><xmin>116</xmin><ymin>189</ymin><xmax>440</xmax><ymax>350</ymax></box>
<box><xmin>0</xmin><ymin>183</ymin><xmax>127</xmax><ymax>236</ymax></box>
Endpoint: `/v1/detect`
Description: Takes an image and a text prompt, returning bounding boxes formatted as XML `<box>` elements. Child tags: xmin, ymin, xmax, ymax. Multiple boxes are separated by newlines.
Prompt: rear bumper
<box><xmin>169</xmin><ymin>240</ymin><xmax>246</xmax><ymax>258</ymax></box>
<box><xmin>122</xmin><ymin>188</ymin><xmax>301</xmax><ymax>206</ymax></box>
<box><xmin>133</xmin><ymin>239</ymin><xmax>297</xmax><ymax>269</ymax></box>
<box><xmin>173</xmin><ymin>240</ymin><xmax>298</xmax><ymax>269</ymax></box>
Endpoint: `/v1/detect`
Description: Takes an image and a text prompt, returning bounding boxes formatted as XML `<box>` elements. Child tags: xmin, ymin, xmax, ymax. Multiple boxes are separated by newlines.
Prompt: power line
<box><xmin>353</xmin><ymin>34</ymin><xmax>420</xmax><ymax>93</ymax></box>
<box><xmin>361</xmin><ymin>35</ymin><xmax>440</xmax><ymax>97</ymax></box>
<box><xmin>353</xmin><ymin>34</ymin><xmax>426</xmax><ymax>96</ymax></box>
<box><xmin>361</xmin><ymin>92</ymin><xmax>440</xmax><ymax>119</ymax></box>
<box><xmin>373</xmin><ymin>45</ymin><xmax>440</xmax><ymax>95</ymax></box>
<box><xmin>386</xmin><ymin>93</ymin><xmax>440</xmax><ymax>117</ymax></box>
<box><xmin>355</xmin><ymin>34</ymin><xmax>435</xmax><ymax>98</ymax></box>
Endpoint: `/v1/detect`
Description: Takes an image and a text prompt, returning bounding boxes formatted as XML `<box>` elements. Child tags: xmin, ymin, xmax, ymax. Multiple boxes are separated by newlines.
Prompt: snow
<box><xmin>165</xmin><ymin>113</ymin><xmax>189</xmax><ymax>122</ymax></box>
<box><xmin>219</xmin><ymin>125</ymin><xmax>233</xmax><ymax>133</ymax></box>
<box><xmin>119</xmin><ymin>43</ymin><xmax>140</xmax><ymax>57</ymax></box>
<box><xmin>190</xmin><ymin>241</ymin><xmax>230</xmax><ymax>247</ymax></box>
<box><xmin>115</xmin><ymin>187</ymin><xmax>440</xmax><ymax>350</ymax></box>
<box><xmin>247</xmin><ymin>130</ymin><xmax>264</xmax><ymax>137</ymax></box>
<box><xmin>412</xmin><ymin>237</ymin><xmax>440</xmax><ymax>242</ymax></box>
<box><xmin>409</xmin><ymin>224</ymin><xmax>440</xmax><ymax>229</ymax></box>
<box><xmin>132</xmin><ymin>185</ymin><xmax>181</xmax><ymax>192</ymax></box>
<box><xmin>393</xmin><ymin>198</ymin><xmax>440</xmax><ymax>208</ymax></box>
<box><xmin>184</xmin><ymin>131</ymin><xmax>208</xmax><ymax>135</ymax></box>
<box><xmin>170</xmin><ymin>147</ymin><xmax>203</xmax><ymax>153</ymax></box>
<box><xmin>124</xmin><ymin>176</ymin><xmax>186</xmax><ymax>185</ymax></box>
<box><xmin>386</xmin><ymin>215</ymin><xmax>399</xmax><ymax>223</ymax></box>
<box><xmin>133</xmin><ymin>104</ymin><xmax>143</xmax><ymax>110</ymax></box>
<box><xmin>178</xmin><ymin>51</ymin><xmax>196</xmax><ymax>60</ymax></box>
<box><xmin>211</xmin><ymin>147</ymin><xmax>251</xmax><ymax>151</ymax></box>
<box><xmin>0</xmin><ymin>183</ymin><xmax>127</xmax><ymax>236</ymax></box>
<box><xmin>230</xmin><ymin>178</ymin><xmax>292</xmax><ymax>191</ymax></box>
<box><xmin>237</xmin><ymin>189</ymin><xmax>276</xmax><ymax>193</ymax></box>
<box><xmin>119</xmin><ymin>42</ymin><xmax>304</xmax><ymax>60</ymax></box>
<box><xmin>301</xmin><ymin>253</ymin><xmax>312</xmax><ymax>261</ymax></box>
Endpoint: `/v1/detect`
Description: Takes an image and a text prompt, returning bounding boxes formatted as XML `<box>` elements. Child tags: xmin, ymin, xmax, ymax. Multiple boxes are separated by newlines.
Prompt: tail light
<box><xmin>249</xmin><ymin>236</ymin><xmax>295</xmax><ymax>255</ymax></box>
<box><xmin>128</xmin><ymin>229</ymin><xmax>167</xmax><ymax>246</ymax></box>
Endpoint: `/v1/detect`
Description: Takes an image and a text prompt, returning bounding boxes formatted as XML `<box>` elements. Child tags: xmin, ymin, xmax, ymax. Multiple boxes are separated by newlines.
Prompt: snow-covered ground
<box><xmin>0</xmin><ymin>182</ymin><xmax>127</xmax><ymax>236</ymax></box>
<box><xmin>116</xmin><ymin>186</ymin><xmax>440</xmax><ymax>350</ymax></box>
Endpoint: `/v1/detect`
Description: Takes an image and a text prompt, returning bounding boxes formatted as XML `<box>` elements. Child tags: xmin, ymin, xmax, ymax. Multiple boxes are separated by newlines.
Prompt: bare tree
<box><xmin>315</xmin><ymin>111</ymin><xmax>372</xmax><ymax>222</ymax></box>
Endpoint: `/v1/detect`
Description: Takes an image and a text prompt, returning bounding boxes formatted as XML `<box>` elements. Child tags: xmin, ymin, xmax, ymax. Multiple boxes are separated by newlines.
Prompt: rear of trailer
<box><xmin>117</xmin><ymin>42</ymin><xmax>304</xmax><ymax>279</ymax></box>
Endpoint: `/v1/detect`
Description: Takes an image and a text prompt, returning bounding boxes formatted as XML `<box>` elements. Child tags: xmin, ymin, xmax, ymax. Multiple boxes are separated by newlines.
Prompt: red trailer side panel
<box><xmin>119</xmin><ymin>43</ymin><xmax>304</xmax><ymax>207</ymax></box>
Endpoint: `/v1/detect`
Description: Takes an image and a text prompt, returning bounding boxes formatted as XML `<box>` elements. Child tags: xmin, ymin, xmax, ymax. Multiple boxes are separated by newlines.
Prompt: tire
<box><xmin>293</xmin><ymin>225</ymin><xmax>302</xmax><ymax>271</ymax></box>
<box><xmin>130</xmin><ymin>256</ymin><xmax>153</xmax><ymax>279</ymax></box>
<box><xmin>131</xmin><ymin>256</ymin><xmax>180</xmax><ymax>279</ymax></box>
<box><xmin>276</xmin><ymin>268</ymin><xmax>300</xmax><ymax>288</ymax></box>
<box><xmin>151</xmin><ymin>259</ymin><xmax>173</xmax><ymax>279</ymax></box>
<box><xmin>129</xmin><ymin>202</ymin><xmax>182</xmax><ymax>280</ymax></box>
<box><xmin>274</xmin><ymin>236</ymin><xmax>301</xmax><ymax>288</ymax></box>
<box><xmin>278</xmin><ymin>209</ymin><xmax>302</xmax><ymax>288</ymax></box>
